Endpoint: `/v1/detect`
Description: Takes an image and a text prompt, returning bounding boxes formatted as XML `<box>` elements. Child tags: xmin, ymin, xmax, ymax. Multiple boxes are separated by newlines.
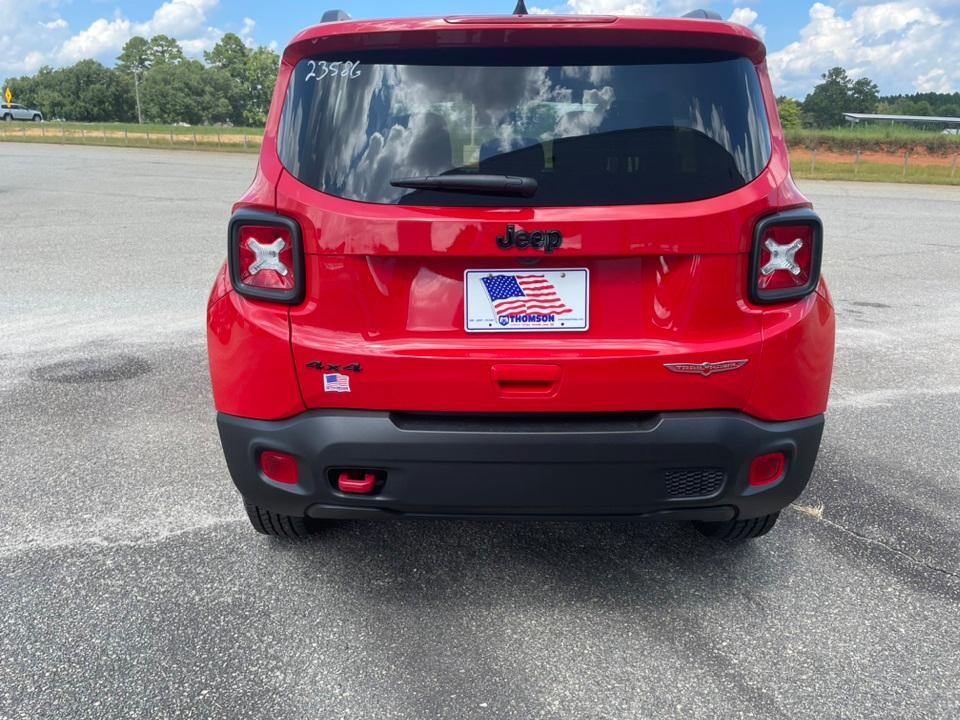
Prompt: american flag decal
<box><xmin>480</xmin><ymin>274</ymin><xmax>573</xmax><ymax>317</ymax></box>
<box><xmin>323</xmin><ymin>373</ymin><xmax>351</xmax><ymax>393</ymax></box>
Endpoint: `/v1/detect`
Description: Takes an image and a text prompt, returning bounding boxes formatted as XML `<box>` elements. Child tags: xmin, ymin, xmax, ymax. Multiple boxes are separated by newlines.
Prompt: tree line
<box><xmin>777</xmin><ymin>67</ymin><xmax>960</xmax><ymax>129</ymax></box>
<box><xmin>5</xmin><ymin>51</ymin><xmax>958</xmax><ymax>131</ymax></box>
<box><xmin>3</xmin><ymin>33</ymin><xmax>278</xmax><ymax>127</ymax></box>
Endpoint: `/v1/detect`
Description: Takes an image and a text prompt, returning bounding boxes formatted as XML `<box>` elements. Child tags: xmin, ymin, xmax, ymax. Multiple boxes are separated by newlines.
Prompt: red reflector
<box><xmin>749</xmin><ymin>452</ymin><xmax>786</xmax><ymax>487</ymax></box>
<box><xmin>237</xmin><ymin>225</ymin><xmax>296</xmax><ymax>291</ymax></box>
<box><xmin>338</xmin><ymin>471</ymin><xmax>377</xmax><ymax>494</ymax></box>
<box><xmin>260</xmin><ymin>450</ymin><xmax>299</xmax><ymax>485</ymax></box>
<box><xmin>757</xmin><ymin>224</ymin><xmax>814</xmax><ymax>292</ymax></box>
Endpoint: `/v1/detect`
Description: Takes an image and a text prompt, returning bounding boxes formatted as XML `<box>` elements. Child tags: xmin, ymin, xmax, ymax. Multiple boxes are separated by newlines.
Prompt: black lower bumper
<box><xmin>217</xmin><ymin>410</ymin><xmax>824</xmax><ymax>521</ymax></box>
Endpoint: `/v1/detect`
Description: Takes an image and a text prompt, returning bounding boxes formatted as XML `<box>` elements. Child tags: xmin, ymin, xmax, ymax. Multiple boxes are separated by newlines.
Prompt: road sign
<box><xmin>4</xmin><ymin>87</ymin><xmax>11</xmax><ymax>105</ymax></box>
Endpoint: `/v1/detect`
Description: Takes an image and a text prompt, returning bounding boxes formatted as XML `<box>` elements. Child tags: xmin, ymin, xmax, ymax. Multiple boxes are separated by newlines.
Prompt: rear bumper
<box><xmin>217</xmin><ymin>410</ymin><xmax>823</xmax><ymax>521</ymax></box>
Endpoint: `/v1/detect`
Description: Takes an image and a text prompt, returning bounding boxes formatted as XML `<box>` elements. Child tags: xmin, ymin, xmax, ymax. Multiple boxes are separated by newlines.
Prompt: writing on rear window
<box><xmin>280</xmin><ymin>48</ymin><xmax>772</xmax><ymax>207</ymax></box>
<box><xmin>304</xmin><ymin>60</ymin><xmax>361</xmax><ymax>82</ymax></box>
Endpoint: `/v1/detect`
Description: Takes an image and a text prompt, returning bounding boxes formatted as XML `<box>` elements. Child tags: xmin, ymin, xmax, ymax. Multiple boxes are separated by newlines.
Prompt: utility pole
<box><xmin>133</xmin><ymin>68</ymin><xmax>143</xmax><ymax>125</ymax></box>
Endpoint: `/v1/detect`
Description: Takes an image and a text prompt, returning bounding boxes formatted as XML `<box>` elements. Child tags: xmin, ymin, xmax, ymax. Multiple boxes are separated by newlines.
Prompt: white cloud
<box><xmin>0</xmin><ymin>1</ymin><xmax>61</xmax><ymax>74</ymax></box>
<box><xmin>529</xmin><ymin>0</ymin><xmax>709</xmax><ymax>18</ymax></box>
<box><xmin>22</xmin><ymin>51</ymin><xmax>47</xmax><ymax>74</ymax></box>
<box><xmin>148</xmin><ymin>0</ymin><xmax>217</xmax><ymax>37</ymax></box>
<box><xmin>1</xmin><ymin>0</ymin><xmax>261</xmax><ymax>77</ymax></box>
<box><xmin>179</xmin><ymin>28</ymin><xmax>224</xmax><ymax>56</ymax></box>
<box><xmin>56</xmin><ymin>0</ymin><xmax>218</xmax><ymax>64</ymax></box>
<box><xmin>239</xmin><ymin>17</ymin><xmax>257</xmax><ymax>47</ymax></box>
<box><xmin>728</xmin><ymin>7</ymin><xmax>767</xmax><ymax>38</ymax></box>
<box><xmin>915</xmin><ymin>68</ymin><xmax>952</xmax><ymax>93</ymax></box>
<box><xmin>530</xmin><ymin>0</ymin><xmax>656</xmax><ymax>14</ymax></box>
<box><xmin>768</xmin><ymin>2</ymin><xmax>958</xmax><ymax>96</ymax></box>
<box><xmin>57</xmin><ymin>16</ymin><xmax>135</xmax><ymax>63</ymax></box>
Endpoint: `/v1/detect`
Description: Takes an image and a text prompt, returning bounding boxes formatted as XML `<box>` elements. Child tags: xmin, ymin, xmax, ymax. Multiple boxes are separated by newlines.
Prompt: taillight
<box><xmin>750</xmin><ymin>209</ymin><xmax>823</xmax><ymax>304</ymax></box>
<box><xmin>228</xmin><ymin>210</ymin><xmax>303</xmax><ymax>304</ymax></box>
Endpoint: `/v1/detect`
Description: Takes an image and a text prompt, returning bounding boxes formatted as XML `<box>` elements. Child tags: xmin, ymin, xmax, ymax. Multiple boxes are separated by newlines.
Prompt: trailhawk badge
<box><xmin>664</xmin><ymin>360</ymin><xmax>749</xmax><ymax>377</ymax></box>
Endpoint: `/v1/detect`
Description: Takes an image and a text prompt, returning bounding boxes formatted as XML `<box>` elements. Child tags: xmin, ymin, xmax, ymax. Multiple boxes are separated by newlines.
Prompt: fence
<box><xmin>4</xmin><ymin>125</ymin><xmax>960</xmax><ymax>183</ymax></box>
<box><xmin>0</xmin><ymin>123</ymin><xmax>263</xmax><ymax>151</ymax></box>
<box><xmin>790</xmin><ymin>147</ymin><xmax>959</xmax><ymax>183</ymax></box>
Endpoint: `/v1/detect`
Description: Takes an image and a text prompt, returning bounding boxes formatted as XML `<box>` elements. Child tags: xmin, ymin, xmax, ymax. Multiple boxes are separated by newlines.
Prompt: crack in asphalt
<box><xmin>790</xmin><ymin>504</ymin><xmax>960</xmax><ymax>581</ymax></box>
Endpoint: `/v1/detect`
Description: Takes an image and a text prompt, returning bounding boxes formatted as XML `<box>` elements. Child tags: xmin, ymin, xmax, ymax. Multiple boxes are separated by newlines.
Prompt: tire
<box><xmin>33</xmin><ymin>115</ymin><xmax>41</xmax><ymax>122</ymax></box>
<box><xmin>2</xmin><ymin>114</ymin><xmax>11</xmax><ymax>122</ymax></box>
<box><xmin>694</xmin><ymin>511</ymin><xmax>780</xmax><ymax>542</ymax></box>
<box><xmin>244</xmin><ymin>502</ymin><xmax>316</xmax><ymax>538</ymax></box>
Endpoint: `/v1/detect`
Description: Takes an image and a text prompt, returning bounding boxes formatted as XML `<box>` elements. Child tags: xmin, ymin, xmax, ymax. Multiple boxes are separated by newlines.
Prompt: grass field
<box><xmin>0</xmin><ymin>120</ymin><xmax>263</xmax><ymax>152</ymax></box>
<box><xmin>790</xmin><ymin>158</ymin><xmax>960</xmax><ymax>185</ymax></box>
<box><xmin>789</xmin><ymin>148</ymin><xmax>959</xmax><ymax>185</ymax></box>
<box><xmin>786</xmin><ymin>125</ymin><xmax>960</xmax><ymax>154</ymax></box>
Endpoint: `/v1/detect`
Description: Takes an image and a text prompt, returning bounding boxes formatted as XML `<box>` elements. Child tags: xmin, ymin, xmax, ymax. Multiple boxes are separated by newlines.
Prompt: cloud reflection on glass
<box><xmin>279</xmin><ymin>55</ymin><xmax>772</xmax><ymax>207</ymax></box>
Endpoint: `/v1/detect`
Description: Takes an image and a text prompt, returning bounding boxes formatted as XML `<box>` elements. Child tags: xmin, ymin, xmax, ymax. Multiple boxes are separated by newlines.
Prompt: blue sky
<box><xmin>2</xmin><ymin>1</ymin><xmax>958</xmax><ymax>97</ymax></box>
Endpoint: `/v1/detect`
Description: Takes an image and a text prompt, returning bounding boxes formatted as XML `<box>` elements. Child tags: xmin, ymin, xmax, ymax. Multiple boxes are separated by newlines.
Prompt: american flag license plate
<box><xmin>464</xmin><ymin>269</ymin><xmax>589</xmax><ymax>332</ymax></box>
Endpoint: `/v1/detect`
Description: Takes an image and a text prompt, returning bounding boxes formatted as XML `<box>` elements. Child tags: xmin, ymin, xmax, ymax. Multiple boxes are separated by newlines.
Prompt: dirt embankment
<box><xmin>791</xmin><ymin>145</ymin><xmax>959</xmax><ymax>168</ymax></box>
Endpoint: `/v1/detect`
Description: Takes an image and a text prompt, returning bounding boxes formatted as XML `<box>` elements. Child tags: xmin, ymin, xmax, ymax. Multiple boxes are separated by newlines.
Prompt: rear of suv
<box><xmin>207</xmin><ymin>11</ymin><xmax>835</xmax><ymax>542</ymax></box>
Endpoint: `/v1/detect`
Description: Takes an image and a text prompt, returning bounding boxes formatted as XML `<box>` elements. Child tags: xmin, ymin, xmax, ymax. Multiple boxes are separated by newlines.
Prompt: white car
<box><xmin>1</xmin><ymin>103</ymin><xmax>43</xmax><ymax>122</ymax></box>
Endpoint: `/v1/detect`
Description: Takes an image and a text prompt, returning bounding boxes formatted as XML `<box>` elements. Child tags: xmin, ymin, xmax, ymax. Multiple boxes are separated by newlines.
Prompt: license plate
<box><xmin>464</xmin><ymin>268</ymin><xmax>589</xmax><ymax>332</ymax></box>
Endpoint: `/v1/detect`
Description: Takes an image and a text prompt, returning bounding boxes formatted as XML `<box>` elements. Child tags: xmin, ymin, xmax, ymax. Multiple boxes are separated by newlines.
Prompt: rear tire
<box><xmin>2</xmin><ymin>114</ymin><xmax>11</xmax><ymax>122</ymax></box>
<box><xmin>244</xmin><ymin>502</ymin><xmax>316</xmax><ymax>538</ymax></box>
<box><xmin>694</xmin><ymin>511</ymin><xmax>779</xmax><ymax>542</ymax></box>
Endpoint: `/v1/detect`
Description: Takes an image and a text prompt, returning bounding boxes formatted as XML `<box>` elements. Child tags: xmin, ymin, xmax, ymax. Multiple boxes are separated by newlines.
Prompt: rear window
<box><xmin>278</xmin><ymin>48</ymin><xmax>771</xmax><ymax>207</ymax></box>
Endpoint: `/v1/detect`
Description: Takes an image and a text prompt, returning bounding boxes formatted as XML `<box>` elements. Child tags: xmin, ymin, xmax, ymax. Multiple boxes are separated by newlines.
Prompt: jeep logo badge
<box><xmin>496</xmin><ymin>225</ymin><xmax>563</xmax><ymax>253</ymax></box>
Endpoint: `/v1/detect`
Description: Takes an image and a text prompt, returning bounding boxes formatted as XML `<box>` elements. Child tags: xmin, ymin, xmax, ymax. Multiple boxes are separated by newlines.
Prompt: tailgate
<box><xmin>283</xmin><ymin>177</ymin><xmax>771</xmax><ymax>413</ymax></box>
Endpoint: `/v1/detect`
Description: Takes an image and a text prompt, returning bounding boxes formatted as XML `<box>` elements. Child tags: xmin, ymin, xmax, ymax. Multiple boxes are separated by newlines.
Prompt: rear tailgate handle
<box><xmin>491</xmin><ymin>364</ymin><xmax>561</xmax><ymax>396</ymax></box>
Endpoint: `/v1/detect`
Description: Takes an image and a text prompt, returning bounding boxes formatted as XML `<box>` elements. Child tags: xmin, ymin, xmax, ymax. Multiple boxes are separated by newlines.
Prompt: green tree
<box><xmin>117</xmin><ymin>36</ymin><xmax>152</xmax><ymax>73</ymax></box>
<box><xmin>849</xmin><ymin>77</ymin><xmax>879</xmax><ymax>114</ymax></box>
<box><xmin>64</xmin><ymin>60</ymin><xmax>135</xmax><ymax>121</ymax></box>
<box><xmin>776</xmin><ymin>96</ymin><xmax>802</xmax><ymax>129</ymax></box>
<box><xmin>147</xmin><ymin>35</ymin><xmax>185</xmax><ymax>66</ymax></box>
<box><xmin>205</xmin><ymin>33</ymin><xmax>251</xmax><ymax>77</ymax></box>
<box><xmin>241</xmin><ymin>47</ymin><xmax>279</xmax><ymax>125</ymax></box>
<box><xmin>203</xmin><ymin>34</ymin><xmax>278</xmax><ymax>125</ymax></box>
<box><xmin>4</xmin><ymin>61</ymin><xmax>133</xmax><ymax>121</ymax></box>
<box><xmin>4</xmin><ymin>30</ymin><xmax>279</xmax><ymax>127</ymax></box>
<box><xmin>117</xmin><ymin>36</ymin><xmax>151</xmax><ymax>123</ymax></box>
<box><xmin>139</xmin><ymin>59</ymin><xmax>234</xmax><ymax>124</ymax></box>
<box><xmin>802</xmin><ymin>67</ymin><xmax>853</xmax><ymax>128</ymax></box>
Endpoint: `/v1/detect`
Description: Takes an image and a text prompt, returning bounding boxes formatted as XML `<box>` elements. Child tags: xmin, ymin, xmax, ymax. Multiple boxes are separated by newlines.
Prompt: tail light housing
<box><xmin>750</xmin><ymin>209</ymin><xmax>823</xmax><ymax>304</ymax></box>
<box><xmin>228</xmin><ymin>210</ymin><xmax>304</xmax><ymax>304</ymax></box>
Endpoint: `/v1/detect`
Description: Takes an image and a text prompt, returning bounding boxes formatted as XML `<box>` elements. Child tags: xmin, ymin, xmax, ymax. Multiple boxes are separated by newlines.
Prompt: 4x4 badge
<box><xmin>664</xmin><ymin>360</ymin><xmax>748</xmax><ymax>377</ymax></box>
<box><xmin>307</xmin><ymin>361</ymin><xmax>362</xmax><ymax>373</ymax></box>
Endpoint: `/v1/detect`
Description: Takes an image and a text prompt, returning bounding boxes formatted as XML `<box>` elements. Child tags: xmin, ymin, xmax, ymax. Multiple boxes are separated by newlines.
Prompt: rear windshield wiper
<box><xmin>390</xmin><ymin>174</ymin><xmax>538</xmax><ymax>198</ymax></box>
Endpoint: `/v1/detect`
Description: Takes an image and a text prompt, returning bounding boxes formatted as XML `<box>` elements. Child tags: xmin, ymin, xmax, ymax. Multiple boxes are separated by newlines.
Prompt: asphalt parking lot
<box><xmin>1</xmin><ymin>143</ymin><xmax>958</xmax><ymax>719</ymax></box>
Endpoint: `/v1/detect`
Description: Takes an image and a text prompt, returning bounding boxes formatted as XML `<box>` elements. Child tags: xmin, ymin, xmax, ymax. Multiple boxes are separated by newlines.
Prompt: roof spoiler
<box><xmin>320</xmin><ymin>9</ymin><xmax>351</xmax><ymax>22</ymax></box>
<box><xmin>682</xmin><ymin>9</ymin><xmax>723</xmax><ymax>20</ymax></box>
<box><xmin>285</xmin><ymin>15</ymin><xmax>766</xmax><ymax>66</ymax></box>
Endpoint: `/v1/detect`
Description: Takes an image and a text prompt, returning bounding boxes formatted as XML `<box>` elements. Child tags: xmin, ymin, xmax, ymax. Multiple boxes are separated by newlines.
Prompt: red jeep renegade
<box><xmin>207</xmin><ymin>9</ymin><xmax>835</xmax><ymax>542</ymax></box>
